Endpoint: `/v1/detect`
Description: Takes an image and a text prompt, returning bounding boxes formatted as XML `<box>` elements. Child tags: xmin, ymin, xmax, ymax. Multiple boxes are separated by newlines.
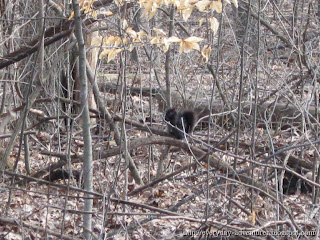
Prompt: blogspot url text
<box><xmin>184</xmin><ymin>230</ymin><xmax>317</xmax><ymax>237</ymax></box>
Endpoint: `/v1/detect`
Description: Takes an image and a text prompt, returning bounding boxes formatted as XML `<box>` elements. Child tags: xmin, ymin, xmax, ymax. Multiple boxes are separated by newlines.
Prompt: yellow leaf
<box><xmin>166</xmin><ymin>36</ymin><xmax>182</xmax><ymax>43</ymax></box>
<box><xmin>126</xmin><ymin>28</ymin><xmax>145</xmax><ymax>43</ymax></box>
<box><xmin>82</xmin><ymin>6</ymin><xmax>89</xmax><ymax>14</ymax></box>
<box><xmin>248</xmin><ymin>210</ymin><xmax>256</xmax><ymax>225</ymax></box>
<box><xmin>141</xmin><ymin>0</ymin><xmax>153</xmax><ymax>11</ymax></box>
<box><xmin>163</xmin><ymin>39</ymin><xmax>171</xmax><ymax>51</ymax></box>
<box><xmin>180</xmin><ymin>37</ymin><xmax>203</xmax><ymax>53</ymax></box>
<box><xmin>177</xmin><ymin>0</ymin><xmax>189</xmax><ymax>10</ymax></box>
<box><xmin>109</xmin><ymin>140</ymin><xmax>117</xmax><ymax>146</ymax></box>
<box><xmin>129</xmin><ymin>44</ymin><xmax>135</xmax><ymax>52</ymax></box>
<box><xmin>210</xmin><ymin>0</ymin><xmax>222</xmax><ymax>13</ymax></box>
<box><xmin>163</xmin><ymin>44</ymin><xmax>170</xmax><ymax>52</ymax></box>
<box><xmin>148</xmin><ymin>8</ymin><xmax>157</xmax><ymax>19</ymax></box>
<box><xmin>201</xmin><ymin>45</ymin><xmax>211</xmax><ymax>63</ymax></box>
<box><xmin>122</xmin><ymin>19</ymin><xmax>128</xmax><ymax>29</ymax></box>
<box><xmin>122</xmin><ymin>37</ymin><xmax>129</xmax><ymax>44</ymax></box>
<box><xmin>68</xmin><ymin>11</ymin><xmax>74</xmax><ymax>20</ymax></box>
<box><xmin>163</xmin><ymin>0</ymin><xmax>176</xmax><ymax>6</ymax></box>
<box><xmin>162</xmin><ymin>36</ymin><xmax>181</xmax><ymax>52</ymax></box>
<box><xmin>114</xmin><ymin>0</ymin><xmax>124</xmax><ymax>6</ymax></box>
<box><xmin>139</xmin><ymin>0</ymin><xmax>146</xmax><ymax>7</ymax></box>
<box><xmin>99</xmin><ymin>49</ymin><xmax>111</xmax><ymax>59</ymax></box>
<box><xmin>209</xmin><ymin>17</ymin><xmax>219</xmax><ymax>35</ymax></box>
<box><xmin>142</xmin><ymin>1</ymin><xmax>158</xmax><ymax>19</ymax></box>
<box><xmin>104</xmin><ymin>36</ymin><xmax>115</xmax><ymax>45</ymax></box>
<box><xmin>231</xmin><ymin>0</ymin><xmax>238</xmax><ymax>8</ymax></box>
<box><xmin>91</xmin><ymin>10</ymin><xmax>97</xmax><ymax>18</ymax></box>
<box><xmin>180</xmin><ymin>41</ymin><xmax>199</xmax><ymax>53</ymax></box>
<box><xmin>199</xmin><ymin>18</ymin><xmax>204</xmax><ymax>26</ymax></box>
<box><xmin>181</xmin><ymin>5</ymin><xmax>194</xmax><ymax>21</ymax></box>
<box><xmin>81</xmin><ymin>0</ymin><xmax>94</xmax><ymax>14</ymax></box>
<box><xmin>126</xmin><ymin>27</ymin><xmax>138</xmax><ymax>38</ymax></box>
<box><xmin>153</xmin><ymin>28</ymin><xmax>167</xmax><ymax>36</ymax></box>
<box><xmin>184</xmin><ymin>36</ymin><xmax>204</xmax><ymax>43</ymax></box>
<box><xmin>107</xmin><ymin>49</ymin><xmax>122</xmax><ymax>63</ymax></box>
<box><xmin>104</xmin><ymin>10</ymin><xmax>114</xmax><ymax>16</ymax></box>
<box><xmin>104</xmin><ymin>36</ymin><xmax>122</xmax><ymax>47</ymax></box>
<box><xmin>195</xmin><ymin>0</ymin><xmax>210</xmax><ymax>12</ymax></box>
<box><xmin>138</xmin><ymin>30</ymin><xmax>147</xmax><ymax>38</ymax></box>
<box><xmin>132</xmin><ymin>30</ymin><xmax>147</xmax><ymax>42</ymax></box>
<box><xmin>79</xmin><ymin>0</ymin><xmax>85</xmax><ymax>7</ymax></box>
<box><xmin>150</xmin><ymin>36</ymin><xmax>162</xmax><ymax>45</ymax></box>
<box><xmin>179</xmin><ymin>41</ymin><xmax>200</xmax><ymax>53</ymax></box>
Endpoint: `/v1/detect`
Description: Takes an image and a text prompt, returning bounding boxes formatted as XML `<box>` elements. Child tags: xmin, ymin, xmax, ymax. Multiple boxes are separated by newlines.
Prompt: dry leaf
<box><xmin>126</xmin><ymin>27</ymin><xmax>138</xmax><ymax>38</ymax></box>
<box><xmin>163</xmin><ymin>36</ymin><xmax>181</xmax><ymax>51</ymax></box>
<box><xmin>232</xmin><ymin>0</ymin><xmax>238</xmax><ymax>8</ymax></box>
<box><xmin>201</xmin><ymin>45</ymin><xmax>212</xmax><ymax>63</ymax></box>
<box><xmin>68</xmin><ymin>11</ymin><xmax>74</xmax><ymax>20</ymax></box>
<box><xmin>129</xmin><ymin>43</ymin><xmax>135</xmax><ymax>52</ymax></box>
<box><xmin>210</xmin><ymin>0</ymin><xmax>222</xmax><ymax>13</ymax></box>
<box><xmin>114</xmin><ymin>0</ymin><xmax>124</xmax><ymax>6</ymax></box>
<box><xmin>177</xmin><ymin>0</ymin><xmax>194</xmax><ymax>21</ymax></box>
<box><xmin>107</xmin><ymin>49</ymin><xmax>122</xmax><ymax>63</ymax></box>
<box><xmin>103</xmin><ymin>10</ymin><xmax>114</xmax><ymax>16</ymax></box>
<box><xmin>122</xmin><ymin>19</ymin><xmax>128</xmax><ymax>29</ymax></box>
<box><xmin>150</xmin><ymin>36</ymin><xmax>162</xmax><ymax>45</ymax></box>
<box><xmin>209</xmin><ymin>17</ymin><xmax>219</xmax><ymax>35</ymax></box>
<box><xmin>179</xmin><ymin>36</ymin><xmax>203</xmax><ymax>53</ymax></box>
<box><xmin>181</xmin><ymin>5</ymin><xmax>194</xmax><ymax>21</ymax></box>
<box><xmin>248</xmin><ymin>210</ymin><xmax>256</xmax><ymax>225</ymax></box>
<box><xmin>104</xmin><ymin>36</ymin><xmax>122</xmax><ymax>47</ymax></box>
<box><xmin>199</xmin><ymin>18</ymin><xmax>204</xmax><ymax>26</ymax></box>
<box><xmin>195</xmin><ymin>0</ymin><xmax>211</xmax><ymax>12</ymax></box>
<box><xmin>141</xmin><ymin>1</ymin><xmax>158</xmax><ymax>19</ymax></box>
<box><xmin>153</xmin><ymin>28</ymin><xmax>166</xmax><ymax>36</ymax></box>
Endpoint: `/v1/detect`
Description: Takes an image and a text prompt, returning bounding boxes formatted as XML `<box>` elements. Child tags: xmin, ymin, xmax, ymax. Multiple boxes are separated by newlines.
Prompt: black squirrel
<box><xmin>165</xmin><ymin>108</ymin><xmax>196</xmax><ymax>139</ymax></box>
<box><xmin>44</xmin><ymin>169</ymin><xmax>81</xmax><ymax>183</ymax></box>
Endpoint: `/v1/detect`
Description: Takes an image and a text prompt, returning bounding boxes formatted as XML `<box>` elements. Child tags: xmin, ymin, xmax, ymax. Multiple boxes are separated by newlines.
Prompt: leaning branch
<box><xmin>0</xmin><ymin>21</ymin><xmax>73</xmax><ymax>69</ymax></box>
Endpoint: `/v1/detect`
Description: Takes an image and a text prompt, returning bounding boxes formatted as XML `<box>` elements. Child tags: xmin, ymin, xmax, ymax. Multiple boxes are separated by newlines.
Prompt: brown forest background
<box><xmin>0</xmin><ymin>0</ymin><xmax>320</xmax><ymax>239</ymax></box>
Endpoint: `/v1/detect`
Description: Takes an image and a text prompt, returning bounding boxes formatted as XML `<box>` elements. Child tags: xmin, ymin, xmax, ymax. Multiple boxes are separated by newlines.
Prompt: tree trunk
<box><xmin>72</xmin><ymin>0</ymin><xmax>93</xmax><ymax>238</ymax></box>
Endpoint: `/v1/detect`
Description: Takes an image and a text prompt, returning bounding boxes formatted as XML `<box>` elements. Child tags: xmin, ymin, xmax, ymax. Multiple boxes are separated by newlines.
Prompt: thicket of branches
<box><xmin>0</xmin><ymin>0</ymin><xmax>320</xmax><ymax>239</ymax></box>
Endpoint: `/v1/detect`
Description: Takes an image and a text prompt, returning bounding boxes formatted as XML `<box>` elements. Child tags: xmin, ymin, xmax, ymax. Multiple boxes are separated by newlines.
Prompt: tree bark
<box><xmin>72</xmin><ymin>0</ymin><xmax>93</xmax><ymax>238</ymax></box>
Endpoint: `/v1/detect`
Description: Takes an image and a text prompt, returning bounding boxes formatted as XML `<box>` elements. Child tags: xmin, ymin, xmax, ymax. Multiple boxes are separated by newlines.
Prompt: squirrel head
<box><xmin>165</xmin><ymin>108</ymin><xmax>177</xmax><ymax>122</ymax></box>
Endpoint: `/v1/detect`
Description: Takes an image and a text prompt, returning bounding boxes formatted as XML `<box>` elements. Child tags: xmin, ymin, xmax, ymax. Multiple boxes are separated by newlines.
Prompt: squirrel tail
<box><xmin>182</xmin><ymin>111</ymin><xmax>196</xmax><ymax>133</ymax></box>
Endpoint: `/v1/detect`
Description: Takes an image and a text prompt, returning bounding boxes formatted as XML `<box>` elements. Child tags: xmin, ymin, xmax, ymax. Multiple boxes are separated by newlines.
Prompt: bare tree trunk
<box><xmin>72</xmin><ymin>0</ymin><xmax>93</xmax><ymax>238</ymax></box>
<box><xmin>85</xmin><ymin>27</ymin><xmax>99</xmax><ymax>116</ymax></box>
<box><xmin>0</xmin><ymin>0</ymin><xmax>44</xmax><ymax>170</ymax></box>
<box><xmin>157</xmin><ymin>5</ymin><xmax>175</xmax><ymax>179</ymax></box>
<box><xmin>164</xmin><ymin>5</ymin><xmax>175</xmax><ymax>108</ymax></box>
